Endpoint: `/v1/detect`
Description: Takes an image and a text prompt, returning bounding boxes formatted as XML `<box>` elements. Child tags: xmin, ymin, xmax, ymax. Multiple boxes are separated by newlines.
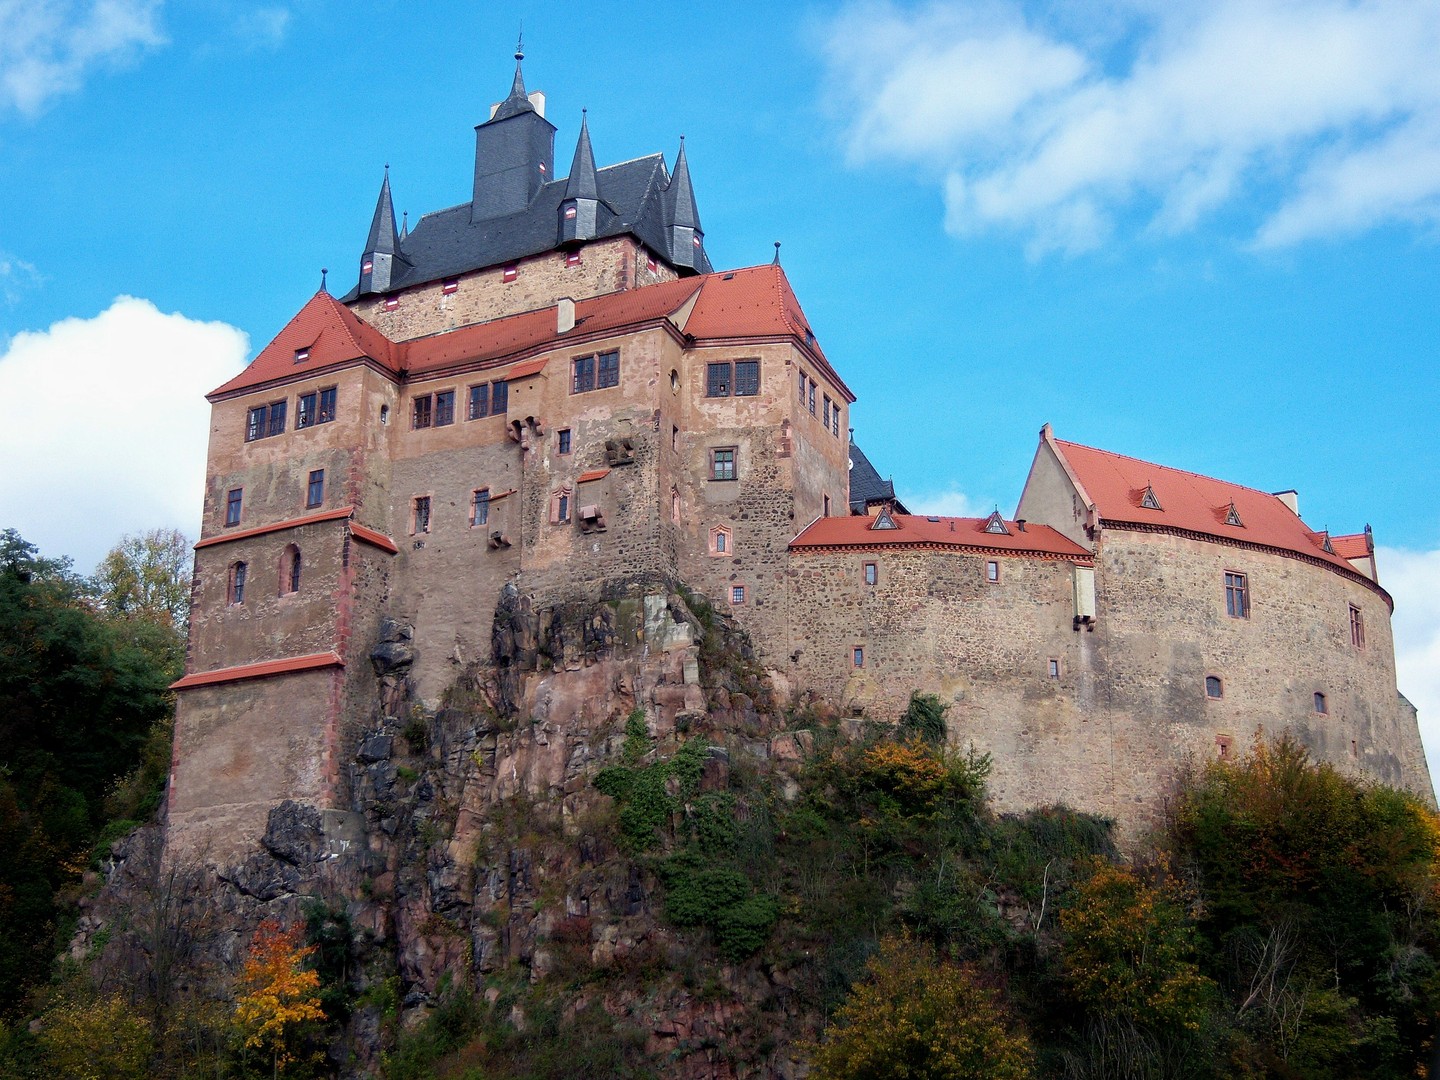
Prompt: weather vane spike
<box><xmin>773</xmin><ymin>241</ymin><xmax>781</xmax><ymax>265</ymax></box>
<box><xmin>516</xmin><ymin>25</ymin><xmax>524</xmax><ymax>60</ymax></box>
<box><xmin>320</xmin><ymin>267</ymin><xmax>328</xmax><ymax>291</ymax></box>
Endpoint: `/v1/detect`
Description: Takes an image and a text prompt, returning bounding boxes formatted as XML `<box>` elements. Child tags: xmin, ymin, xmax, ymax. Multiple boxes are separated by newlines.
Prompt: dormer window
<box><xmin>564</xmin><ymin>205</ymin><xmax>577</xmax><ymax>220</ymax></box>
<box><xmin>1225</xmin><ymin>502</ymin><xmax>1244</xmax><ymax>527</ymax></box>
<box><xmin>442</xmin><ymin>279</ymin><xmax>459</xmax><ymax>295</ymax></box>
<box><xmin>383</xmin><ymin>294</ymin><xmax>399</xmax><ymax>311</ymax></box>
<box><xmin>984</xmin><ymin>511</ymin><xmax>1010</xmax><ymax>535</ymax></box>
<box><xmin>503</xmin><ymin>263</ymin><xmax>519</xmax><ymax>283</ymax></box>
<box><xmin>362</xmin><ymin>259</ymin><xmax>373</xmax><ymax>274</ymax></box>
<box><xmin>647</xmin><ymin>254</ymin><xmax>658</xmax><ymax>273</ymax></box>
<box><xmin>871</xmin><ymin>509</ymin><xmax>898</xmax><ymax>531</ymax></box>
<box><xmin>294</xmin><ymin>347</ymin><xmax>310</xmax><ymax>364</ymax></box>
<box><xmin>1141</xmin><ymin>485</ymin><xmax>1161</xmax><ymax>510</ymax></box>
<box><xmin>565</xmin><ymin>250</ymin><xmax>581</xmax><ymax>267</ymax></box>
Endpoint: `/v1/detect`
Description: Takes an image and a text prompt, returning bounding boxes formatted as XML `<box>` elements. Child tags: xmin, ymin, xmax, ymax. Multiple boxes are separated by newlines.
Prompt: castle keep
<box><xmin>167</xmin><ymin>56</ymin><xmax>1431</xmax><ymax>858</ymax></box>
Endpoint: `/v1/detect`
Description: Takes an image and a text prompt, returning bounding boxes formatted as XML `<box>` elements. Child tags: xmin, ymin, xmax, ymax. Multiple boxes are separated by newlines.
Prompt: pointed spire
<box><xmin>563</xmin><ymin>109</ymin><xmax>598</xmax><ymax>201</ymax></box>
<box><xmin>400</xmin><ymin>211</ymin><xmax>408</xmax><ymax>241</ymax></box>
<box><xmin>491</xmin><ymin>36</ymin><xmax>537</xmax><ymax>122</ymax></box>
<box><xmin>668</xmin><ymin>135</ymin><xmax>701</xmax><ymax>230</ymax></box>
<box><xmin>365</xmin><ymin>165</ymin><xmax>400</xmax><ymax>256</ymax></box>
<box><xmin>319</xmin><ymin>267</ymin><xmax>328</xmax><ymax>293</ymax></box>
<box><xmin>773</xmin><ymin>241</ymin><xmax>781</xmax><ymax>265</ymax></box>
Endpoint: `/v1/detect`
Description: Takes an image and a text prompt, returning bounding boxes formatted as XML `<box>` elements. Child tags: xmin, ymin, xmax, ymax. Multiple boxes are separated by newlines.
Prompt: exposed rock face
<box><xmin>79</xmin><ymin>585</ymin><xmax>821</xmax><ymax>1078</ymax></box>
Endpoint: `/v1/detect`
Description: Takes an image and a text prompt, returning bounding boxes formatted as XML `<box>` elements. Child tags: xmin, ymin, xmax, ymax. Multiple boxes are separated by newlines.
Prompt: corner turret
<box><xmin>663</xmin><ymin>137</ymin><xmax>707</xmax><ymax>274</ymax></box>
<box><xmin>558</xmin><ymin>110</ymin><xmax>599</xmax><ymax>245</ymax></box>
<box><xmin>357</xmin><ymin>167</ymin><xmax>408</xmax><ymax>296</ymax></box>
<box><xmin>472</xmin><ymin>46</ymin><xmax>556</xmax><ymax>223</ymax></box>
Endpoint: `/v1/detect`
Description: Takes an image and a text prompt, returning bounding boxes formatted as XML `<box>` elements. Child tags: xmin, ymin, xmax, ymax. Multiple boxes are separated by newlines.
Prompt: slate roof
<box><xmin>848</xmin><ymin>440</ymin><xmax>907</xmax><ymax>513</ymax></box>
<box><xmin>790</xmin><ymin>514</ymin><xmax>1090</xmax><ymax>561</ymax></box>
<box><xmin>1052</xmin><ymin>436</ymin><xmax>1366</xmax><ymax>577</ymax></box>
<box><xmin>212</xmin><ymin>265</ymin><xmax>851</xmax><ymax>400</ymax></box>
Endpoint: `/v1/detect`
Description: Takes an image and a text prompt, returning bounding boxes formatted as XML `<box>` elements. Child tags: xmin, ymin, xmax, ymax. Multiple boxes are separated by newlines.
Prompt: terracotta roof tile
<box><xmin>790</xmin><ymin>514</ymin><xmax>1091</xmax><ymax>560</ymax></box>
<box><xmin>576</xmin><ymin>468</ymin><xmax>610</xmax><ymax>483</ymax></box>
<box><xmin>194</xmin><ymin>506</ymin><xmax>356</xmax><ymax>548</ymax></box>
<box><xmin>172</xmin><ymin>650</ymin><xmax>343</xmax><ymax>690</ymax></box>
<box><xmin>1054</xmin><ymin>438</ymin><xmax>1358</xmax><ymax>573</ymax></box>
<box><xmin>349</xmin><ymin>522</ymin><xmax>398</xmax><ymax>554</ymax></box>
<box><xmin>1331</xmin><ymin>533</ymin><xmax>1371</xmax><ymax>560</ymax></box>
<box><xmin>210</xmin><ymin>292</ymin><xmax>397</xmax><ymax>397</ymax></box>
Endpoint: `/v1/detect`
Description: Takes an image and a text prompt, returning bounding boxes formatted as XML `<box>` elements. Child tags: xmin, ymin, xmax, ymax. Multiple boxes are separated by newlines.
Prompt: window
<box><xmin>598</xmin><ymin>350</ymin><xmax>619</xmax><ymax>388</ymax></box>
<box><xmin>412</xmin><ymin>496</ymin><xmax>431</xmax><ymax>534</ymax></box>
<box><xmin>264</xmin><ymin>400</ymin><xmax>286</xmax><ymax>437</ymax></box>
<box><xmin>228</xmin><ymin>561</ymin><xmax>247</xmax><ymax>605</ymax></box>
<box><xmin>1224</xmin><ymin>572</ymin><xmax>1249</xmax><ymax>618</ymax></box>
<box><xmin>808</xmin><ymin>379</ymin><xmax>816</xmax><ymax>415</ymax></box>
<box><xmin>832</xmin><ymin>407</ymin><xmax>841</xmax><ymax>437</ymax></box>
<box><xmin>647</xmin><ymin>253</ymin><xmax>658</xmax><ymax>273</ymax></box>
<box><xmin>294</xmin><ymin>347</ymin><xmax>310</xmax><ymax>364</ymax></box>
<box><xmin>823</xmin><ymin>494</ymin><xmax>831</xmax><ymax>516</ymax></box>
<box><xmin>672</xmin><ymin>425</ymin><xmax>679</xmax><ymax>452</ymax></box>
<box><xmin>472</xmin><ymin>488</ymin><xmax>490</xmax><ymax>527</ymax></box>
<box><xmin>706</xmin><ymin>360</ymin><xmax>760</xmax><ymax>397</ymax></box>
<box><xmin>1205</xmin><ymin>675</ymin><xmax>1224</xmax><ymax>699</ymax></box>
<box><xmin>552</xmin><ymin>489</ymin><xmax>571</xmax><ymax>524</ymax></box>
<box><xmin>709</xmin><ymin>525</ymin><xmax>732</xmax><ymax>555</ymax></box>
<box><xmin>565</xmin><ymin>250</ymin><xmax>581</xmax><ymax>267</ymax></box>
<box><xmin>491</xmin><ymin>378</ymin><xmax>509</xmax><ymax>413</ymax></box>
<box><xmin>671</xmin><ymin>488</ymin><xmax>681</xmax><ymax>523</ymax></box>
<box><xmin>281</xmin><ymin>545</ymin><xmax>301</xmax><ymax>595</ymax></box>
<box><xmin>1048</xmin><ymin>658</ymin><xmax>1061</xmax><ymax>679</ymax></box>
<box><xmin>864</xmin><ymin>562</ymin><xmax>877</xmax><ymax>586</ymax></box>
<box><xmin>442</xmin><ymin>278</ymin><xmax>459</xmax><ymax>295</ymax></box>
<box><xmin>798</xmin><ymin>370</ymin><xmax>807</xmax><ymax>402</ymax></box>
<box><xmin>853</xmin><ymin>646</ymin><xmax>864</xmax><ymax>668</ymax></box>
<box><xmin>986</xmin><ymin>560</ymin><xmax>1000</xmax><ymax>583</ymax></box>
<box><xmin>306</xmin><ymin>469</ymin><xmax>324</xmax><ymax>509</ymax></box>
<box><xmin>823</xmin><ymin>395</ymin><xmax>832</xmax><ymax>428</ymax></box>
<box><xmin>246</xmin><ymin>406</ymin><xmax>265</xmax><ymax>441</ymax></box>
<box><xmin>503</xmin><ymin>263</ymin><xmax>518</xmax><ymax>282</ymax></box>
<box><xmin>379</xmin><ymin>404</ymin><xmax>389</xmax><ymax>425</ymax></box>
<box><xmin>1216</xmin><ymin>734</ymin><xmax>1233</xmax><ymax>759</ymax></box>
<box><xmin>716</xmin><ymin>531</ymin><xmax>727</xmax><ymax>553</ymax></box>
<box><xmin>412</xmin><ymin>395</ymin><xmax>433</xmax><ymax>429</ymax></box>
<box><xmin>383</xmin><ymin>294</ymin><xmax>399</xmax><ymax>310</ymax></box>
<box><xmin>571</xmin><ymin>355</ymin><xmax>594</xmax><ymax>394</ymax></box>
<box><xmin>225</xmin><ymin>488</ymin><xmax>243</xmax><ymax>527</ymax></box>
<box><xmin>1350</xmin><ymin>605</ymin><xmax>1365</xmax><ymax>648</ymax></box>
<box><xmin>318</xmin><ymin>387</ymin><xmax>336</xmax><ymax>424</ymax></box>
<box><xmin>557</xmin><ymin>429</ymin><xmax>572</xmax><ymax>455</ymax></box>
<box><xmin>710</xmin><ymin>447</ymin><xmax>737</xmax><ymax>481</ymax></box>
<box><xmin>297</xmin><ymin>392</ymin><xmax>316</xmax><ymax>428</ymax></box>
<box><xmin>468</xmin><ymin>383</ymin><xmax>490</xmax><ymax>419</ymax></box>
<box><xmin>731</xmin><ymin>585</ymin><xmax>746</xmax><ymax>604</ymax></box>
<box><xmin>1314</xmin><ymin>691</ymin><xmax>1328</xmax><ymax>714</ymax></box>
<box><xmin>434</xmin><ymin>390</ymin><xmax>455</xmax><ymax>427</ymax></box>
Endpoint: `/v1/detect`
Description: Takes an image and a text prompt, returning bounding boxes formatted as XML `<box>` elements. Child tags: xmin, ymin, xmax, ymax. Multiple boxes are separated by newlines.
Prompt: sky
<box><xmin>0</xmin><ymin>0</ymin><xmax>1437</xmax><ymax>772</ymax></box>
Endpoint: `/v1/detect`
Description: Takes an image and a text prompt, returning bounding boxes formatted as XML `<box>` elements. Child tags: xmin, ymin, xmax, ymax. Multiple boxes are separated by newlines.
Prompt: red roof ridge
<box><xmin>194</xmin><ymin>505</ymin><xmax>356</xmax><ymax>548</ymax></box>
<box><xmin>1053</xmin><ymin>437</ymin><xmax>1291</xmax><ymax>506</ymax></box>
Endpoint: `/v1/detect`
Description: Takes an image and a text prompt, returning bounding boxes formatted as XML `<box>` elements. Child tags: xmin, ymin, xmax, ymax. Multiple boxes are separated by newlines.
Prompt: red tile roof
<box><xmin>211</xmin><ymin>265</ymin><xmax>851</xmax><ymax>399</ymax></box>
<box><xmin>1331</xmin><ymin>533</ymin><xmax>1371</xmax><ymax>560</ymax></box>
<box><xmin>171</xmin><ymin>650</ymin><xmax>343</xmax><ymax>690</ymax></box>
<box><xmin>209</xmin><ymin>291</ymin><xmax>397</xmax><ymax>397</ymax></box>
<box><xmin>195</xmin><ymin>506</ymin><xmax>356</xmax><ymax>548</ymax></box>
<box><xmin>790</xmin><ymin>514</ymin><xmax>1092</xmax><ymax>560</ymax></box>
<box><xmin>1053</xmin><ymin>437</ymin><xmax>1363</xmax><ymax>576</ymax></box>
<box><xmin>576</xmin><ymin>468</ymin><xmax>610</xmax><ymax>483</ymax></box>
<box><xmin>349</xmin><ymin>522</ymin><xmax>399</xmax><ymax>554</ymax></box>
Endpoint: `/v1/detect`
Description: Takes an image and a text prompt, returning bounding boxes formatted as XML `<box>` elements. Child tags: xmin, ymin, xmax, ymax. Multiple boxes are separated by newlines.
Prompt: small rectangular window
<box><xmin>502</xmin><ymin>263</ymin><xmax>518</xmax><ymax>282</ymax></box>
<box><xmin>557</xmin><ymin>429</ymin><xmax>572</xmax><ymax>455</ymax></box>
<box><xmin>468</xmin><ymin>384</ymin><xmax>490</xmax><ymax>420</ymax></box>
<box><xmin>853</xmin><ymin>646</ymin><xmax>864</xmax><ymax>668</ymax></box>
<box><xmin>245</xmin><ymin>406</ymin><xmax>266</xmax><ymax>442</ymax></box>
<box><xmin>797</xmin><ymin>369</ymin><xmax>807</xmax><ymax>402</ymax></box>
<box><xmin>571</xmin><ymin>355</ymin><xmax>595</xmax><ymax>394</ymax></box>
<box><xmin>412</xmin><ymin>395</ymin><xmax>433</xmax><ymax>429</ymax></box>
<box><xmin>597</xmin><ymin>350</ymin><xmax>620</xmax><ymax>388</ymax></box>
<box><xmin>491</xmin><ymin>378</ymin><xmax>509</xmax><ymax>413</ymax></box>
<box><xmin>1048</xmin><ymin>658</ymin><xmax>1061</xmax><ymax>679</ymax></box>
<box><xmin>864</xmin><ymin>562</ymin><xmax>877</xmax><ymax>586</ymax></box>
<box><xmin>294</xmin><ymin>347</ymin><xmax>310</xmax><ymax>364</ymax></box>
<box><xmin>1350</xmin><ymin>604</ymin><xmax>1365</xmax><ymax>648</ymax></box>
<box><xmin>1225</xmin><ymin>572</ymin><xmax>1249</xmax><ymax>618</ymax></box>
<box><xmin>383</xmin><ymin>294</ymin><xmax>399</xmax><ymax>310</ymax></box>
<box><xmin>266</xmin><ymin>400</ymin><xmax>287</xmax><ymax>437</ymax></box>
<box><xmin>1216</xmin><ymin>734</ymin><xmax>1232</xmax><ymax>759</ymax></box>
<box><xmin>317</xmin><ymin>387</ymin><xmax>337</xmax><ymax>424</ymax></box>
<box><xmin>646</xmin><ymin>254</ymin><xmax>658</xmax><ymax>273</ymax></box>
<box><xmin>557</xmin><ymin>493</ymin><xmax>570</xmax><ymax>523</ymax></box>
<box><xmin>832</xmin><ymin>407</ymin><xmax>842</xmax><ymax>437</ymax></box>
<box><xmin>412</xmin><ymin>496</ymin><xmax>431</xmax><ymax>535</ymax></box>
<box><xmin>1206</xmin><ymin>675</ymin><xmax>1224</xmax><ymax>699</ymax></box>
<box><xmin>731</xmin><ymin>585</ymin><xmax>745</xmax><ymax>604</ymax></box>
<box><xmin>808</xmin><ymin>380</ymin><xmax>816</xmax><ymax>415</ymax></box>
<box><xmin>565</xmin><ymin>250</ymin><xmax>581</xmax><ymax>267</ymax></box>
<box><xmin>710</xmin><ymin>447</ymin><xmax>737</xmax><ymax>481</ymax></box>
<box><xmin>706</xmin><ymin>362</ymin><xmax>731</xmax><ymax>397</ymax></box>
<box><xmin>823</xmin><ymin>395</ymin><xmax>832</xmax><ymax>428</ymax></box>
<box><xmin>225</xmin><ymin>488</ymin><xmax>242</xmax><ymax>527</ymax></box>
<box><xmin>1314</xmin><ymin>691</ymin><xmax>1328</xmax><ymax>714</ymax></box>
<box><xmin>442</xmin><ymin>278</ymin><xmax>459</xmax><ymax>295</ymax></box>
<box><xmin>434</xmin><ymin>390</ymin><xmax>455</xmax><ymax>427</ymax></box>
<box><xmin>472</xmin><ymin>488</ymin><xmax>490</xmax><ymax>527</ymax></box>
<box><xmin>306</xmin><ymin>469</ymin><xmax>324</xmax><ymax>509</ymax></box>
<box><xmin>734</xmin><ymin>360</ymin><xmax>759</xmax><ymax>396</ymax></box>
<box><xmin>297</xmin><ymin>392</ymin><xmax>317</xmax><ymax>428</ymax></box>
<box><xmin>987</xmin><ymin>560</ymin><xmax>1000</xmax><ymax>583</ymax></box>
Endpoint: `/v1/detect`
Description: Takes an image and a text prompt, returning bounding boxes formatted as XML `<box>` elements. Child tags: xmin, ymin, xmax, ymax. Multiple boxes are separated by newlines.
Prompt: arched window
<box><xmin>280</xmin><ymin>545</ymin><xmax>301</xmax><ymax>595</ymax></box>
<box><xmin>1314</xmin><ymin>691</ymin><xmax>1327</xmax><ymax>714</ymax></box>
<box><xmin>228</xmin><ymin>561</ymin><xmax>247</xmax><ymax>605</ymax></box>
<box><xmin>1205</xmin><ymin>675</ymin><xmax>1223</xmax><ymax>699</ymax></box>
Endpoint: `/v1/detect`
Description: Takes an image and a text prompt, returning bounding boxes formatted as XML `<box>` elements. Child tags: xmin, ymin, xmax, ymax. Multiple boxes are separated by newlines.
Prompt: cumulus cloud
<box><xmin>908</xmin><ymin>485</ymin><xmax>986</xmax><ymax>518</ymax></box>
<box><xmin>0</xmin><ymin>297</ymin><xmax>247</xmax><ymax>571</ymax></box>
<box><xmin>0</xmin><ymin>0</ymin><xmax>166</xmax><ymax>115</ymax></box>
<box><xmin>1381</xmin><ymin>546</ymin><xmax>1440</xmax><ymax>780</ymax></box>
<box><xmin>818</xmin><ymin>0</ymin><xmax>1440</xmax><ymax>253</ymax></box>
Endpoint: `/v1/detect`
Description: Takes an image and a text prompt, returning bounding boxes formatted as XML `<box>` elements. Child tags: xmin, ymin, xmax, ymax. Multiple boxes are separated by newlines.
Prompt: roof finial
<box><xmin>772</xmin><ymin>241</ymin><xmax>781</xmax><ymax>265</ymax></box>
<box><xmin>320</xmin><ymin>267</ymin><xmax>328</xmax><ymax>292</ymax></box>
<box><xmin>516</xmin><ymin>25</ymin><xmax>524</xmax><ymax>61</ymax></box>
<box><xmin>400</xmin><ymin>211</ymin><xmax>408</xmax><ymax>241</ymax></box>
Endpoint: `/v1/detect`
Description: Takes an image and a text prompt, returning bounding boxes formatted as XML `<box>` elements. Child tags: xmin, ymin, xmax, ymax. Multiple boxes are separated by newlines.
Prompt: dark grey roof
<box><xmin>345</xmin><ymin>62</ymin><xmax>713</xmax><ymax>301</ymax></box>
<box><xmin>364</xmin><ymin>170</ymin><xmax>400</xmax><ymax>256</ymax></box>
<box><xmin>849</xmin><ymin>440</ymin><xmax>908</xmax><ymax>514</ymax></box>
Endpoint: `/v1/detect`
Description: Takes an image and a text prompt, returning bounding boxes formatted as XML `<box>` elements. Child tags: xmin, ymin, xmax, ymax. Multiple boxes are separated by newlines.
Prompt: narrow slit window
<box><xmin>306</xmin><ymin>469</ymin><xmax>325</xmax><ymax>509</ymax></box>
<box><xmin>1048</xmin><ymin>658</ymin><xmax>1061</xmax><ymax>679</ymax></box>
<box><xmin>853</xmin><ymin>646</ymin><xmax>864</xmax><ymax>668</ymax></box>
<box><xmin>864</xmin><ymin>562</ymin><xmax>877</xmax><ymax>586</ymax></box>
<box><xmin>229</xmin><ymin>561</ymin><xmax>247</xmax><ymax>605</ymax></box>
<box><xmin>557</xmin><ymin>429</ymin><xmax>572</xmax><ymax>455</ymax></box>
<box><xmin>1314</xmin><ymin>691</ymin><xmax>1327</xmax><ymax>714</ymax></box>
<box><xmin>412</xmin><ymin>496</ymin><xmax>431</xmax><ymax>535</ymax></box>
<box><xmin>225</xmin><ymin>487</ymin><xmax>243</xmax><ymax>527</ymax></box>
<box><xmin>986</xmin><ymin>560</ymin><xmax>1000</xmax><ymax>583</ymax></box>
<box><xmin>1350</xmin><ymin>604</ymin><xmax>1365</xmax><ymax>648</ymax></box>
<box><xmin>472</xmin><ymin>488</ymin><xmax>490</xmax><ymax>527</ymax></box>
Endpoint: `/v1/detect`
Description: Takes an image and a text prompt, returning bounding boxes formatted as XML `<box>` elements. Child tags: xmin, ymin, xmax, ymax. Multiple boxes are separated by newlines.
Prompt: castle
<box><xmin>166</xmin><ymin>54</ymin><xmax>1431</xmax><ymax>858</ymax></box>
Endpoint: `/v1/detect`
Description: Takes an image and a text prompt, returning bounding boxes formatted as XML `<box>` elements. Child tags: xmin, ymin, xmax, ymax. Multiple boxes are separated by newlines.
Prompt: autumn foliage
<box><xmin>233</xmin><ymin>919</ymin><xmax>326</xmax><ymax>1076</ymax></box>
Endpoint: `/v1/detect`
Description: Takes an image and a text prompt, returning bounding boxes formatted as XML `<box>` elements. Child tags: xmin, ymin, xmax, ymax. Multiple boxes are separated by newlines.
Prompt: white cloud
<box><xmin>0</xmin><ymin>250</ymin><xmax>42</xmax><ymax>304</ymax></box>
<box><xmin>235</xmin><ymin>6</ymin><xmax>290</xmax><ymax>51</ymax></box>
<box><xmin>0</xmin><ymin>297</ymin><xmax>247</xmax><ymax>572</ymax></box>
<box><xmin>819</xmin><ymin>0</ymin><xmax>1440</xmax><ymax>253</ymax></box>
<box><xmin>0</xmin><ymin>0</ymin><xmax>166</xmax><ymax>116</ymax></box>
<box><xmin>1381</xmin><ymin>546</ymin><xmax>1440</xmax><ymax>786</ymax></box>
<box><xmin>908</xmin><ymin>485</ymin><xmax>985</xmax><ymax>518</ymax></box>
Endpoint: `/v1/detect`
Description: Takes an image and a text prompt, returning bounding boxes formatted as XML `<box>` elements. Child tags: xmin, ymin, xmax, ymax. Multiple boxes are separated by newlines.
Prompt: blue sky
<box><xmin>1</xmin><ymin>0</ymin><xmax>1438</xmax><ymax>765</ymax></box>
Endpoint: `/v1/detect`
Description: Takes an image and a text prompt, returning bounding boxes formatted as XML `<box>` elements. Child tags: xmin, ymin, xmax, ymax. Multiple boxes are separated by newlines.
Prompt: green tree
<box><xmin>35</xmin><ymin>993</ymin><xmax>153</xmax><ymax>1080</ymax></box>
<box><xmin>810</xmin><ymin>932</ymin><xmax>1034</xmax><ymax>1079</ymax></box>
<box><xmin>90</xmin><ymin>527</ymin><xmax>192</xmax><ymax>676</ymax></box>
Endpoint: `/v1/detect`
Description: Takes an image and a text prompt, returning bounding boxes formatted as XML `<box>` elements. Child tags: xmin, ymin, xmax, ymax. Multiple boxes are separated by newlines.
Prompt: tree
<box><xmin>91</xmin><ymin>527</ymin><xmax>193</xmax><ymax>633</ymax></box>
<box><xmin>35</xmin><ymin>992</ymin><xmax>153</xmax><ymax>1080</ymax></box>
<box><xmin>809</xmin><ymin>932</ymin><xmax>1034</xmax><ymax>1079</ymax></box>
<box><xmin>233</xmin><ymin>919</ymin><xmax>326</xmax><ymax>1078</ymax></box>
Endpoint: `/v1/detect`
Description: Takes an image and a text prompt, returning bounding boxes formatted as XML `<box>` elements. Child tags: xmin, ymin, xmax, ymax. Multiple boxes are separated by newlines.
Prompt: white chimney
<box><xmin>557</xmin><ymin>297</ymin><xmax>575</xmax><ymax>334</ymax></box>
<box><xmin>1273</xmin><ymin>490</ymin><xmax>1299</xmax><ymax>516</ymax></box>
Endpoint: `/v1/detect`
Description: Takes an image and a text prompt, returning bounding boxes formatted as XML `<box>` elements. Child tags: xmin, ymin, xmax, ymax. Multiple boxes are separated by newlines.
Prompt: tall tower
<box><xmin>472</xmin><ymin>46</ymin><xmax>556</xmax><ymax>222</ymax></box>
